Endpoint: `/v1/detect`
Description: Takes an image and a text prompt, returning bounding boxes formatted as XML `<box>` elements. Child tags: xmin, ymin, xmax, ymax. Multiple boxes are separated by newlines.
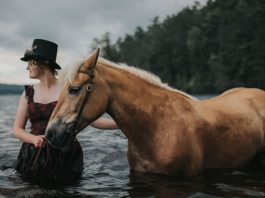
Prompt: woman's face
<box><xmin>26</xmin><ymin>60</ymin><xmax>44</xmax><ymax>79</ymax></box>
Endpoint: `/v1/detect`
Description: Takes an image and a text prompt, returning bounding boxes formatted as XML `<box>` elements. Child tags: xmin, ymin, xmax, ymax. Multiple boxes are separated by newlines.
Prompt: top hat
<box><xmin>21</xmin><ymin>39</ymin><xmax>61</xmax><ymax>69</ymax></box>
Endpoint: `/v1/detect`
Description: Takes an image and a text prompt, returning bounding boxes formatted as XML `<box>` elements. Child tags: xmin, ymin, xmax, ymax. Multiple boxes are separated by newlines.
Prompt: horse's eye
<box><xmin>68</xmin><ymin>86</ymin><xmax>81</xmax><ymax>95</ymax></box>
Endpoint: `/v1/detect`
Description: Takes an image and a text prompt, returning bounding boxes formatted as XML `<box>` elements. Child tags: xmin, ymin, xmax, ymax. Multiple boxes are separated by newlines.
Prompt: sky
<box><xmin>0</xmin><ymin>0</ymin><xmax>207</xmax><ymax>85</ymax></box>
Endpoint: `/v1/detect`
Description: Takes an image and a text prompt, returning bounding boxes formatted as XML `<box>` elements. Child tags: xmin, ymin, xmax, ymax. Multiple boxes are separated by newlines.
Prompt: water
<box><xmin>0</xmin><ymin>95</ymin><xmax>264</xmax><ymax>198</ymax></box>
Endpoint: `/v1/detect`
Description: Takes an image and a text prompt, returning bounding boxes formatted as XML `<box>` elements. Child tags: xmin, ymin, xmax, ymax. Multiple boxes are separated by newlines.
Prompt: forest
<box><xmin>92</xmin><ymin>0</ymin><xmax>265</xmax><ymax>94</ymax></box>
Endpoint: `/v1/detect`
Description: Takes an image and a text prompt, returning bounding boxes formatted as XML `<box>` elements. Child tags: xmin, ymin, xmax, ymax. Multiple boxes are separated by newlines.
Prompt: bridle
<box><xmin>32</xmin><ymin>67</ymin><xmax>95</xmax><ymax>168</ymax></box>
<box><xmin>64</xmin><ymin>67</ymin><xmax>95</xmax><ymax>139</ymax></box>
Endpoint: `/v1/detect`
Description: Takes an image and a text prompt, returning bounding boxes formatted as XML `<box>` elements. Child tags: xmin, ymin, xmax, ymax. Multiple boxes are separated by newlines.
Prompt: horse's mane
<box><xmin>60</xmin><ymin>57</ymin><xmax>198</xmax><ymax>101</ymax></box>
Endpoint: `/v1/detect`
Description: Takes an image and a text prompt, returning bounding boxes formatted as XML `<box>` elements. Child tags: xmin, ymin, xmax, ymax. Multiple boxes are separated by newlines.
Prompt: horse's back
<box><xmin>219</xmin><ymin>87</ymin><xmax>245</xmax><ymax>96</ymax></box>
<box><xmin>210</xmin><ymin>87</ymin><xmax>265</xmax><ymax>101</ymax></box>
<box><xmin>201</xmin><ymin>88</ymin><xmax>265</xmax><ymax>130</ymax></box>
<box><xmin>203</xmin><ymin>88</ymin><xmax>265</xmax><ymax>114</ymax></box>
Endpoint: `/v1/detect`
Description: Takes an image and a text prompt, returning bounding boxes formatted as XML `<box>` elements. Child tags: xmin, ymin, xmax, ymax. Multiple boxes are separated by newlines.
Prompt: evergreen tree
<box><xmin>92</xmin><ymin>0</ymin><xmax>265</xmax><ymax>94</ymax></box>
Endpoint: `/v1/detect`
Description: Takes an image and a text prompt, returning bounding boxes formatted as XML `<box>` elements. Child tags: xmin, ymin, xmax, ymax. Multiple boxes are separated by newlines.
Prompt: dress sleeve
<box><xmin>24</xmin><ymin>85</ymin><xmax>33</xmax><ymax>103</ymax></box>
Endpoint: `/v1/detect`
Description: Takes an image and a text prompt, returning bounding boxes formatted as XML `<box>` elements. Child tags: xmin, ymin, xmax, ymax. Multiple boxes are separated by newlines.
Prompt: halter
<box><xmin>32</xmin><ymin>69</ymin><xmax>94</xmax><ymax>168</ymax></box>
<box><xmin>64</xmin><ymin>67</ymin><xmax>95</xmax><ymax>139</ymax></box>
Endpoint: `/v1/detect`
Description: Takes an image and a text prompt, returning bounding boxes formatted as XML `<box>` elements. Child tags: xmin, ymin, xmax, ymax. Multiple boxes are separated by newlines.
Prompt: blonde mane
<box><xmin>60</xmin><ymin>57</ymin><xmax>197</xmax><ymax>101</ymax></box>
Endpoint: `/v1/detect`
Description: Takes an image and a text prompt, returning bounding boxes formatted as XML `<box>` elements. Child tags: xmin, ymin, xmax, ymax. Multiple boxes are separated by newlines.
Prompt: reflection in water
<box><xmin>0</xmin><ymin>95</ymin><xmax>265</xmax><ymax>198</ymax></box>
<box><xmin>127</xmin><ymin>169</ymin><xmax>265</xmax><ymax>198</ymax></box>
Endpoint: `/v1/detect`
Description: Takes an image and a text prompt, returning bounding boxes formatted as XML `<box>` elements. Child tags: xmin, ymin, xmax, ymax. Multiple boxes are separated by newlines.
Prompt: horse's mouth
<box><xmin>46</xmin><ymin>138</ymin><xmax>65</xmax><ymax>150</ymax></box>
<box><xmin>46</xmin><ymin>130</ymin><xmax>73</xmax><ymax>151</ymax></box>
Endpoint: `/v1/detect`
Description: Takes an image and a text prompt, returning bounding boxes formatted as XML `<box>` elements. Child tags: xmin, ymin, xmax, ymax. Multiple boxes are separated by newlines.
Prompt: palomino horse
<box><xmin>46</xmin><ymin>49</ymin><xmax>265</xmax><ymax>176</ymax></box>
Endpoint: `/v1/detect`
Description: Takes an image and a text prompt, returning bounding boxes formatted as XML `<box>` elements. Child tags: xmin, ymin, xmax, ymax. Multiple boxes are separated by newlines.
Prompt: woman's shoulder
<box><xmin>25</xmin><ymin>83</ymin><xmax>41</xmax><ymax>91</ymax></box>
<box><xmin>24</xmin><ymin>84</ymin><xmax>36</xmax><ymax>102</ymax></box>
<box><xmin>24</xmin><ymin>84</ymin><xmax>33</xmax><ymax>91</ymax></box>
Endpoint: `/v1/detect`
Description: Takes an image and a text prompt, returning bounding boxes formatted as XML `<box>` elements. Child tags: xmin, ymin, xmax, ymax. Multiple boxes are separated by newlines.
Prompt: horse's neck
<box><xmin>99</xmin><ymin>65</ymin><xmax>172</xmax><ymax>139</ymax></box>
<box><xmin>107</xmin><ymin>73</ymin><xmax>158</xmax><ymax>119</ymax></box>
<box><xmin>109</xmin><ymin>87</ymin><xmax>159</xmax><ymax>140</ymax></box>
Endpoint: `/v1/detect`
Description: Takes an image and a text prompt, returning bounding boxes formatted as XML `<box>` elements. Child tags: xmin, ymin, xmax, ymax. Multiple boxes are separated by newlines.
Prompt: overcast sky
<box><xmin>0</xmin><ymin>0</ymin><xmax>207</xmax><ymax>84</ymax></box>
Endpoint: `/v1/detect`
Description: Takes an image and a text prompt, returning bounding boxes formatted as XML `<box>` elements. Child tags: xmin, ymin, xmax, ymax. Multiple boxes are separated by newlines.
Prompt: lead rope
<box><xmin>30</xmin><ymin>137</ymin><xmax>47</xmax><ymax>171</ymax></box>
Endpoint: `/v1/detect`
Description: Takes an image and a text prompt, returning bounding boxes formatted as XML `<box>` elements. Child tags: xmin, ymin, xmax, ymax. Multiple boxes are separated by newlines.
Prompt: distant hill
<box><xmin>0</xmin><ymin>84</ymin><xmax>24</xmax><ymax>95</ymax></box>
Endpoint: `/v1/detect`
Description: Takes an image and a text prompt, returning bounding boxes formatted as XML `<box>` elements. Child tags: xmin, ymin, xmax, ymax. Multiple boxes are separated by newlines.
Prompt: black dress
<box><xmin>16</xmin><ymin>85</ymin><xmax>83</xmax><ymax>180</ymax></box>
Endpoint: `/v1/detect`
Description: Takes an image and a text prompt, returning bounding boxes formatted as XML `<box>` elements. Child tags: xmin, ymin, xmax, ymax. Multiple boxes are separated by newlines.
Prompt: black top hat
<box><xmin>21</xmin><ymin>39</ymin><xmax>61</xmax><ymax>69</ymax></box>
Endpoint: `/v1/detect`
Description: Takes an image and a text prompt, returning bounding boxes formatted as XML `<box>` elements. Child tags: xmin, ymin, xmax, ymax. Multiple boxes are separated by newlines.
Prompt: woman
<box><xmin>13</xmin><ymin>39</ymin><xmax>118</xmax><ymax>180</ymax></box>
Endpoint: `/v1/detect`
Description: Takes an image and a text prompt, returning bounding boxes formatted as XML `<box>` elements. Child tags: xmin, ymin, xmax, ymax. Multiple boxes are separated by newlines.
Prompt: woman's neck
<box><xmin>38</xmin><ymin>73</ymin><xmax>58</xmax><ymax>89</ymax></box>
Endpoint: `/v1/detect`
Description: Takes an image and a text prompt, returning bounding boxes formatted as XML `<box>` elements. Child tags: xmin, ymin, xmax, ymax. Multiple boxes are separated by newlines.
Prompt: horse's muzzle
<box><xmin>45</xmin><ymin>121</ymin><xmax>73</xmax><ymax>151</ymax></box>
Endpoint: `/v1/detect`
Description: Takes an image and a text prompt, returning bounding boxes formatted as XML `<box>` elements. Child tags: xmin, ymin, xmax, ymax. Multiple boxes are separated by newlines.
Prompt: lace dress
<box><xmin>15</xmin><ymin>85</ymin><xmax>83</xmax><ymax>180</ymax></box>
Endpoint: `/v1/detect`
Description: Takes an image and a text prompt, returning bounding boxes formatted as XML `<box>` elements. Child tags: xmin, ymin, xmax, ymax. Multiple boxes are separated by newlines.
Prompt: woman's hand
<box><xmin>33</xmin><ymin>135</ymin><xmax>45</xmax><ymax>148</ymax></box>
<box><xmin>91</xmin><ymin>118</ymin><xmax>119</xmax><ymax>129</ymax></box>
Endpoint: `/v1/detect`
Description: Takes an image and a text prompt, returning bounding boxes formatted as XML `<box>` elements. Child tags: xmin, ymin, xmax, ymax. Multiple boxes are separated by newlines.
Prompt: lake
<box><xmin>0</xmin><ymin>94</ymin><xmax>264</xmax><ymax>198</ymax></box>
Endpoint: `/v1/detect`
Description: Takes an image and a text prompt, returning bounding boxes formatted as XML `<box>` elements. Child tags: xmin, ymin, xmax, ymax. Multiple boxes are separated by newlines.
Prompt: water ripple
<box><xmin>1</xmin><ymin>95</ymin><xmax>265</xmax><ymax>197</ymax></box>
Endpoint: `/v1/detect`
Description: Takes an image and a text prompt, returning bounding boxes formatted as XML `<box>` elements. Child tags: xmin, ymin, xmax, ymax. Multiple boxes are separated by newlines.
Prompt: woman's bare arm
<box><xmin>13</xmin><ymin>91</ymin><xmax>44</xmax><ymax>147</ymax></box>
<box><xmin>91</xmin><ymin>117</ymin><xmax>119</xmax><ymax>129</ymax></box>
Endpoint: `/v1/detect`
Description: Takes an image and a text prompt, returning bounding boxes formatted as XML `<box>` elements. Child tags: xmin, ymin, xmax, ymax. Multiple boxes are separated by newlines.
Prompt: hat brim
<box><xmin>21</xmin><ymin>54</ymin><xmax>61</xmax><ymax>69</ymax></box>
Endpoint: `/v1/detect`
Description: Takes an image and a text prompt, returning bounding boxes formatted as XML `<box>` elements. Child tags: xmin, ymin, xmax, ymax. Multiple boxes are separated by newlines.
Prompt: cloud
<box><xmin>0</xmin><ymin>0</ymin><xmax>207</xmax><ymax>84</ymax></box>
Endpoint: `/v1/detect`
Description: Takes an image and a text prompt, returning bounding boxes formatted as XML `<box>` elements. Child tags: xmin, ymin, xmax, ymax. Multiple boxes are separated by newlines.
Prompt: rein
<box><xmin>30</xmin><ymin>137</ymin><xmax>47</xmax><ymax>171</ymax></box>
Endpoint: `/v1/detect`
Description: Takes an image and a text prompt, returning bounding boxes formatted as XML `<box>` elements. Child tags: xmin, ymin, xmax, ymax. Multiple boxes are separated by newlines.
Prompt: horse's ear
<box><xmin>85</xmin><ymin>48</ymin><xmax>100</xmax><ymax>69</ymax></box>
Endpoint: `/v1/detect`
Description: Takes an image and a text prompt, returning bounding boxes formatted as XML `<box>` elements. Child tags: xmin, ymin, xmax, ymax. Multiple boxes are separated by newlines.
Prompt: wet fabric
<box><xmin>15</xmin><ymin>85</ymin><xmax>83</xmax><ymax>180</ymax></box>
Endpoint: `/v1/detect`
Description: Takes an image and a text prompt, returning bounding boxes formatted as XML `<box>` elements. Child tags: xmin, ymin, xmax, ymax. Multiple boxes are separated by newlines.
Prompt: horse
<box><xmin>45</xmin><ymin>49</ymin><xmax>265</xmax><ymax>176</ymax></box>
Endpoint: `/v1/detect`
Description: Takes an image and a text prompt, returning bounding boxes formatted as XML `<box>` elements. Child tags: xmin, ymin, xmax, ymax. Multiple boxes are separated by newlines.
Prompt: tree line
<box><xmin>92</xmin><ymin>0</ymin><xmax>265</xmax><ymax>94</ymax></box>
<box><xmin>0</xmin><ymin>84</ymin><xmax>23</xmax><ymax>95</ymax></box>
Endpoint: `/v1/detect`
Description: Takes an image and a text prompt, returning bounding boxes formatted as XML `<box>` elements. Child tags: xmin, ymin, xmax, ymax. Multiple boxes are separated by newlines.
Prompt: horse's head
<box><xmin>46</xmin><ymin>49</ymin><xmax>108</xmax><ymax>150</ymax></box>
